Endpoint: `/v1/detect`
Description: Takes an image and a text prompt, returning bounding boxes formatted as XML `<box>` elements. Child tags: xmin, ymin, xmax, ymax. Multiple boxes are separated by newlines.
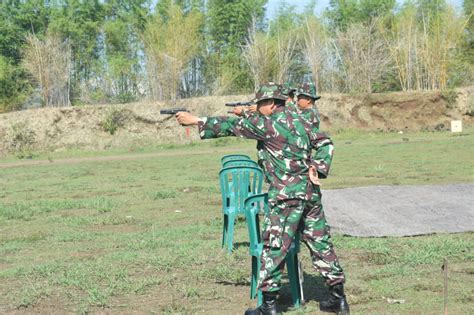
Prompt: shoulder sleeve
<box><xmin>309</xmin><ymin>131</ymin><xmax>334</xmax><ymax>179</ymax></box>
<box><xmin>198</xmin><ymin>115</ymin><xmax>273</xmax><ymax>141</ymax></box>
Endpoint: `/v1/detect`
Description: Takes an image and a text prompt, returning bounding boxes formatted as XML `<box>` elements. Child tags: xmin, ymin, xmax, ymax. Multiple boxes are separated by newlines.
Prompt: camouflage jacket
<box><xmin>299</xmin><ymin>106</ymin><xmax>334</xmax><ymax>178</ymax></box>
<box><xmin>199</xmin><ymin>106</ymin><xmax>316</xmax><ymax>201</ymax></box>
<box><xmin>280</xmin><ymin>101</ymin><xmax>333</xmax><ymax>178</ymax></box>
<box><xmin>286</xmin><ymin>100</ymin><xmax>298</xmax><ymax>112</ymax></box>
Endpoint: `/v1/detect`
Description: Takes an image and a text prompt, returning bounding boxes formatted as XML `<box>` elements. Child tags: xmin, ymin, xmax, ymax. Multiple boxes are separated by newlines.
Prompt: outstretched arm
<box><xmin>176</xmin><ymin>111</ymin><xmax>275</xmax><ymax>141</ymax></box>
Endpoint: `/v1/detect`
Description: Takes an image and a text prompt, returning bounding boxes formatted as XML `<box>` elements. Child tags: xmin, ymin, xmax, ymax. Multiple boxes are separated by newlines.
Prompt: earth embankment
<box><xmin>0</xmin><ymin>87</ymin><xmax>472</xmax><ymax>155</ymax></box>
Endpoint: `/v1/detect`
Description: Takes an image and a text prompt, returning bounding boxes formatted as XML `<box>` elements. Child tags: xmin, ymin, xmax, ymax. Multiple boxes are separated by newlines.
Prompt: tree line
<box><xmin>0</xmin><ymin>0</ymin><xmax>472</xmax><ymax>112</ymax></box>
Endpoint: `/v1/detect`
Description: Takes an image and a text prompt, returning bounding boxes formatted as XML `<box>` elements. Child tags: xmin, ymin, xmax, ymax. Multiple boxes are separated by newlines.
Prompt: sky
<box><xmin>265</xmin><ymin>0</ymin><xmax>465</xmax><ymax>18</ymax></box>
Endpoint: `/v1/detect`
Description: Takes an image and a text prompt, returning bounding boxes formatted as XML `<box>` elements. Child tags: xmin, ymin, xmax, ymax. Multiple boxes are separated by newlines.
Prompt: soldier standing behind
<box><xmin>175</xmin><ymin>83</ymin><xmax>349</xmax><ymax>315</ymax></box>
<box><xmin>295</xmin><ymin>81</ymin><xmax>335</xmax><ymax>184</ymax></box>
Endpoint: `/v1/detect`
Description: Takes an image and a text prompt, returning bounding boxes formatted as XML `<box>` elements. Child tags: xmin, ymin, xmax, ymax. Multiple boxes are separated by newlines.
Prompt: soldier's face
<box><xmin>257</xmin><ymin>99</ymin><xmax>275</xmax><ymax>116</ymax></box>
<box><xmin>297</xmin><ymin>95</ymin><xmax>314</xmax><ymax>110</ymax></box>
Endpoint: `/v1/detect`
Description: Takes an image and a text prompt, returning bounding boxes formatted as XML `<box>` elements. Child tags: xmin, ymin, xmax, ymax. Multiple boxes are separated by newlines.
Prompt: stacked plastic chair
<box><xmin>221</xmin><ymin>154</ymin><xmax>252</xmax><ymax>166</ymax></box>
<box><xmin>244</xmin><ymin>193</ymin><xmax>303</xmax><ymax>308</ymax></box>
<box><xmin>219</xmin><ymin>155</ymin><xmax>263</xmax><ymax>253</ymax></box>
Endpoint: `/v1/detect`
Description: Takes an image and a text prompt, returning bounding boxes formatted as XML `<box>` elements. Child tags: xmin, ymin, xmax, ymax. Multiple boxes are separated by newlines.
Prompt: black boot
<box><xmin>244</xmin><ymin>291</ymin><xmax>279</xmax><ymax>315</ymax></box>
<box><xmin>320</xmin><ymin>284</ymin><xmax>350</xmax><ymax>314</ymax></box>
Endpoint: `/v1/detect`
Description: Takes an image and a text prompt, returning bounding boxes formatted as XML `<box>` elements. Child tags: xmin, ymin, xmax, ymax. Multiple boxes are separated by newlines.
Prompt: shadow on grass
<box><xmin>278</xmin><ymin>273</ymin><xmax>329</xmax><ymax>312</ymax></box>
<box><xmin>233</xmin><ymin>241</ymin><xmax>250</xmax><ymax>250</ymax></box>
<box><xmin>215</xmin><ymin>279</ymin><xmax>250</xmax><ymax>287</ymax></box>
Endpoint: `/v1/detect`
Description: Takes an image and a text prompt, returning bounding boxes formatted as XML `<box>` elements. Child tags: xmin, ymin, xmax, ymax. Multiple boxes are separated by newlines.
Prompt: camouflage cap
<box><xmin>297</xmin><ymin>82</ymin><xmax>321</xmax><ymax>100</ymax></box>
<box><xmin>281</xmin><ymin>81</ymin><xmax>297</xmax><ymax>96</ymax></box>
<box><xmin>253</xmin><ymin>82</ymin><xmax>287</xmax><ymax>103</ymax></box>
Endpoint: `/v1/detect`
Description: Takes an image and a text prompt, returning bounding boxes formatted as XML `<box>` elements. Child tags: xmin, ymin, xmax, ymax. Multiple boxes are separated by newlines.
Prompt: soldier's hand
<box><xmin>232</xmin><ymin>106</ymin><xmax>246</xmax><ymax>116</ymax></box>
<box><xmin>248</xmin><ymin>105</ymin><xmax>257</xmax><ymax>113</ymax></box>
<box><xmin>176</xmin><ymin>112</ymin><xmax>199</xmax><ymax>126</ymax></box>
<box><xmin>309</xmin><ymin>166</ymin><xmax>321</xmax><ymax>186</ymax></box>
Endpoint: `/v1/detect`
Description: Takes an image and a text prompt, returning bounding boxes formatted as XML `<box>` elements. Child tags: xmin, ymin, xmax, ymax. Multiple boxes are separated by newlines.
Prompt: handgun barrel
<box><xmin>160</xmin><ymin>108</ymin><xmax>188</xmax><ymax>115</ymax></box>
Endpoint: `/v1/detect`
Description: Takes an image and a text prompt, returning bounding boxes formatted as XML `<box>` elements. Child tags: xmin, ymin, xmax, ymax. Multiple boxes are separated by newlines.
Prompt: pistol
<box><xmin>225</xmin><ymin>101</ymin><xmax>253</xmax><ymax>107</ymax></box>
<box><xmin>160</xmin><ymin>108</ymin><xmax>189</xmax><ymax>115</ymax></box>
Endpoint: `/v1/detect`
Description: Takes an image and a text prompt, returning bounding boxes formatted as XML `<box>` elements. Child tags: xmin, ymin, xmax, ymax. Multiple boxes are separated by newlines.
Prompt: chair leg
<box><xmin>286</xmin><ymin>252</ymin><xmax>301</xmax><ymax>308</ymax></box>
<box><xmin>250</xmin><ymin>255</ymin><xmax>259</xmax><ymax>299</ymax></box>
<box><xmin>227</xmin><ymin>212</ymin><xmax>236</xmax><ymax>253</ymax></box>
<box><xmin>222</xmin><ymin>214</ymin><xmax>228</xmax><ymax>249</ymax></box>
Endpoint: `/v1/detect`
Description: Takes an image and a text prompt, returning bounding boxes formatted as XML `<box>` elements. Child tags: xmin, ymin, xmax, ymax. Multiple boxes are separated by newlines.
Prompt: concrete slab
<box><xmin>322</xmin><ymin>184</ymin><xmax>474</xmax><ymax>237</ymax></box>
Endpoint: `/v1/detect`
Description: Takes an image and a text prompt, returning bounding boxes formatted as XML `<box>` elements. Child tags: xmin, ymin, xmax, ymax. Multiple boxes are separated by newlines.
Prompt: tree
<box><xmin>0</xmin><ymin>56</ymin><xmax>30</xmax><ymax>112</ymax></box>
<box><xmin>303</xmin><ymin>16</ymin><xmax>334</xmax><ymax>92</ymax></box>
<box><xmin>49</xmin><ymin>0</ymin><xmax>105</xmax><ymax>103</ymax></box>
<box><xmin>333</xmin><ymin>18</ymin><xmax>392</xmax><ymax>93</ymax></box>
<box><xmin>242</xmin><ymin>18</ymin><xmax>274</xmax><ymax>89</ymax></box>
<box><xmin>0</xmin><ymin>0</ymin><xmax>50</xmax><ymax>111</ymax></box>
<box><xmin>326</xmin><ymin>0</ymin><xmax>395</xmax><ymax>31</ymax></box>
<box><xmin>144</xmin><ymin>3</ymin><xmax>203</xmax><ymax>100</ymax></box>
<box><xmin>102</xmin><ymin>0</ymin><xmax>149</xmax><ymax>103</ymax></box>
<box><xmin>268</xmin><ymin>1</ymin><xmax>302</xmax><ymax>84</ymax></box>
<box><xmin>206</xmin><ymin>0</ymin><xmax>267</xmax><ymax>94</ymax></box>
<box><xmin>23</xmin><ymin>32</ymin><xmax>72</xmax><ymax>107</ymax></box>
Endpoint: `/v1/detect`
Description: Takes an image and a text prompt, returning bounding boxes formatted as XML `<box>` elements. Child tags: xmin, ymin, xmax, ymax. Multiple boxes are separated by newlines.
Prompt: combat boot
<box><xmin>244</xmin><ymin>291</ymin><xmax>279</xmax><ymax>315</ymax></box>
<box><xmin>319</xmin><ymin>283</ymin><xmax>350</xmax><ymax>314</ymax></box>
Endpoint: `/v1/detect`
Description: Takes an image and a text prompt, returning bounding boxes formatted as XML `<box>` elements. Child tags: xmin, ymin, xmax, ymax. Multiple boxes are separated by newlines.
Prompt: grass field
<box><xmin>0</xmin><ymin>129</ymin><xmax>473</xmax><ymax>314</ymax></box>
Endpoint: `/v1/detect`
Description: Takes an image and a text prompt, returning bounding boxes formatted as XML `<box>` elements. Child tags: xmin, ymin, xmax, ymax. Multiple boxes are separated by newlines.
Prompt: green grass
<box><xmin>0</xmin><ymin>129</ymin><xmax>473</xmax><ymax>314</ymax></box>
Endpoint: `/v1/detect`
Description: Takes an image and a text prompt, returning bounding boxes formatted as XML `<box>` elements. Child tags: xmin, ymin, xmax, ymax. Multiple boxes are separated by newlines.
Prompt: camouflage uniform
<box><xmin>199</xmin><ymin>83</ymin><xmax>345</xmax><ymax>293</ymax></box>
<box><xmin>296</xmin><ymin>81</ymin><xmax>334</xmax><ymax>179</ymax></box>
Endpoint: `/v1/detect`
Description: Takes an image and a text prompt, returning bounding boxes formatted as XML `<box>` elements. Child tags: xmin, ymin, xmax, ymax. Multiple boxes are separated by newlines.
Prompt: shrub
<box><xmin>8</xmin><ymin>122</ymin><xmax>36</xmax><ymax>158</ymax></box>
<box><xmin>101</xmin><ymin>108</ymin><xmax>129</xmax><ymax>135</ymax></box>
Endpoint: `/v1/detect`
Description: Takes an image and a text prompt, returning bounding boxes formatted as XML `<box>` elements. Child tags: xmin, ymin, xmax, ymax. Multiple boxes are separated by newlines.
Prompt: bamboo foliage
<box><xmin>273</xmin><ymin>28</ymin><xmax>299</xmax><ymax>84</ymax></box>
<box><xmin>242</xmin><ymin>18</ymin><xmax>301</xmax><ymax>89</ymax></box>
<box><xmin>303</xmin><ymin>16</ymin><xmax>333</xmax><ymax>92</ymax></box>
<box><xmin>144</xmin><ymin>4</ymin><xmax>203</xmax><ymax>100</ymax></box>
<box><xmin>23</xmin><ymin>33</ymin><xmax>71</xmax><ymax>107</ymax></box>
<box><xmin>382</xmin><ymin>5</ymin><xmax>469</xmax><ymax>91</ymax></box>
<box><xmin>241</xmin><ymin>18</ymin><xmax>274</xmax><ymax>90</ymax></box>
<box><xmin>333</xmin><ymin>18</ymin><xmax>391</xmax><ymax>93</ymax></box>
<box><xmin>419</xmin><ymin>7</ymin><xmax>468</xmax><ymax>90</ymax></box>
<box><xmin>380</xmin><ymin>5</ymin><xmax>417</xmax><ymax>91</ymax></box>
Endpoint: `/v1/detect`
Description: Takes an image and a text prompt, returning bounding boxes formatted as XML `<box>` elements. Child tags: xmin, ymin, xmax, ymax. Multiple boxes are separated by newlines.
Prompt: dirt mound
<box><xmin>318</xmin><ymin>87</ymin><xmax>473</xmax><ymax>131</ymax></box>
<box><xmin>0</xmin><ymin>88</ymin><xmax>472</xmax><ymax>155</ymax></box>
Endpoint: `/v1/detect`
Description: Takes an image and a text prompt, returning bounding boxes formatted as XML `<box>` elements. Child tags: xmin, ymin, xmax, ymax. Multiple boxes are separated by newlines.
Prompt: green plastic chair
<box><xmin>219</xmin><ymin>166</ymin><xmax>263</xmax><ymax>253</ymax></box>
<box><xmin>221</xmin><ymin>154</ymin><xmax>251</xmax><ymax>166</ymax></box>
<box><xmin>244</xmin><ymin>193</ymin><xmax>303</xmax><ymax>308</ymax></box>
<box><xmin>222</xmin><ymin>159</ymin><xmax>259</xmax><ymax>169</ymax></box>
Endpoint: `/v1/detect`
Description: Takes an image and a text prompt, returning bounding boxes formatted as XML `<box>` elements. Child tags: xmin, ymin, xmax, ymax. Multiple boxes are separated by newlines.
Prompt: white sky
<box><xmin>265</xmin><ymin>0</ymin><xmax>465</xmax><ymax>18</ymax></box>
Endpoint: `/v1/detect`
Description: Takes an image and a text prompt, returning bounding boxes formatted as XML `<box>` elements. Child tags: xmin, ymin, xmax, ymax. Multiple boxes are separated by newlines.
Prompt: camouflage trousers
<box><xmin>258</xmin><ymin>190</ymin><xmax>345</xmax><ymax>292</ymax></box>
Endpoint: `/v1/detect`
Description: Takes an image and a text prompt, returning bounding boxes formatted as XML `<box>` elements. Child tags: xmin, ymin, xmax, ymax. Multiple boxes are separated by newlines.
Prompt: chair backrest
<box><xmin>219</xmin><ymin>166</ymin><xmax>263</xmax><ymax>214</ymax></box>
<box><xmin>221</xmin><ymin>154</ymin><xmax>251</xmax><ymax>166</ymax></box>
<box><xmin>244</xmin><ymin>193</ymin><xmax>268</xmax><ymax>254</ymax></box>
<box><xmin>222</xmin><ymin>159</ymin><xmax>259</xmax><ymax>169</ymax></box>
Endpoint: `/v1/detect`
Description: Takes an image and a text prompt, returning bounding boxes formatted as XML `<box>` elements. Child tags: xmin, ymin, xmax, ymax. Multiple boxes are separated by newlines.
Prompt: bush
<box><xmin>101</xmin><ymin>108</ymin><xmax>129</xmax><ymax>135</ymax></box>
<box><xmin>441</xmin><ymin>89</ymin><xmax>458</xmax><ymax>109</ymax></box>
<box><xmin>8</xmin><ymin>122</ymin><xmax>36</xmax><ymax>158</ymax></box>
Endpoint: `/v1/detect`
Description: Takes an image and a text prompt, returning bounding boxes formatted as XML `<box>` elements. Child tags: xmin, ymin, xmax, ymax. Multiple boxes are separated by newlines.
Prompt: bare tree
<box><xmin>241</xmin><ymin>17</ymin><xmax>274</xmax><ymax>90</ymax></box>
<box><xmin>334</xmin><ymin>18</ymin><xmax>392</xmax><ymax>93</ymax></box>
<box><xmin>303</xmin><ymin>16</ymin><xmax>333</xmax><ymax>92</ymax></box>
<box><xmin>382</xmin><ymin>5</ymin><xmax>468</xmax><ymax>91</ymax></box>
<box><xmin>418</xmin><ymin>7</ymin><xmax>468</xmax><ymax>90</ymax></box>
<box><xmin>273</xmin><ymin>28</ymin><xmax>299</xmax><ymax>84</ymax></box>
<box><xmin>144</xmin><ymin>4</ymin><xmax>203</xmax><ymax>101</ymax></box>
<box><xmin>23</xmin><ymin>32</ymin><xmax>71</xmax><ymax>106</ymax></box>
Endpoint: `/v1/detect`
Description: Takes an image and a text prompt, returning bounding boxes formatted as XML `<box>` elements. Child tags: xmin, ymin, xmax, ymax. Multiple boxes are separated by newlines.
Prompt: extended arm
<box><xmin>176</xmin><ymin>111</ymin><xmax>275</xmax><ymax>141</ymax></box>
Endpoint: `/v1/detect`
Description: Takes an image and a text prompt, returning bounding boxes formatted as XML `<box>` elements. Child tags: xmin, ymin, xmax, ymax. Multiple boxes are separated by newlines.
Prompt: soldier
<box><xmin>175</xmin><ymin>83</ymin><xmax>349</xmax><ymax>315</ymax></box>
<box><xmin>295</xmin><ymin>81</ymin><xmax>335</xmax><ymax>181</ymax></box>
